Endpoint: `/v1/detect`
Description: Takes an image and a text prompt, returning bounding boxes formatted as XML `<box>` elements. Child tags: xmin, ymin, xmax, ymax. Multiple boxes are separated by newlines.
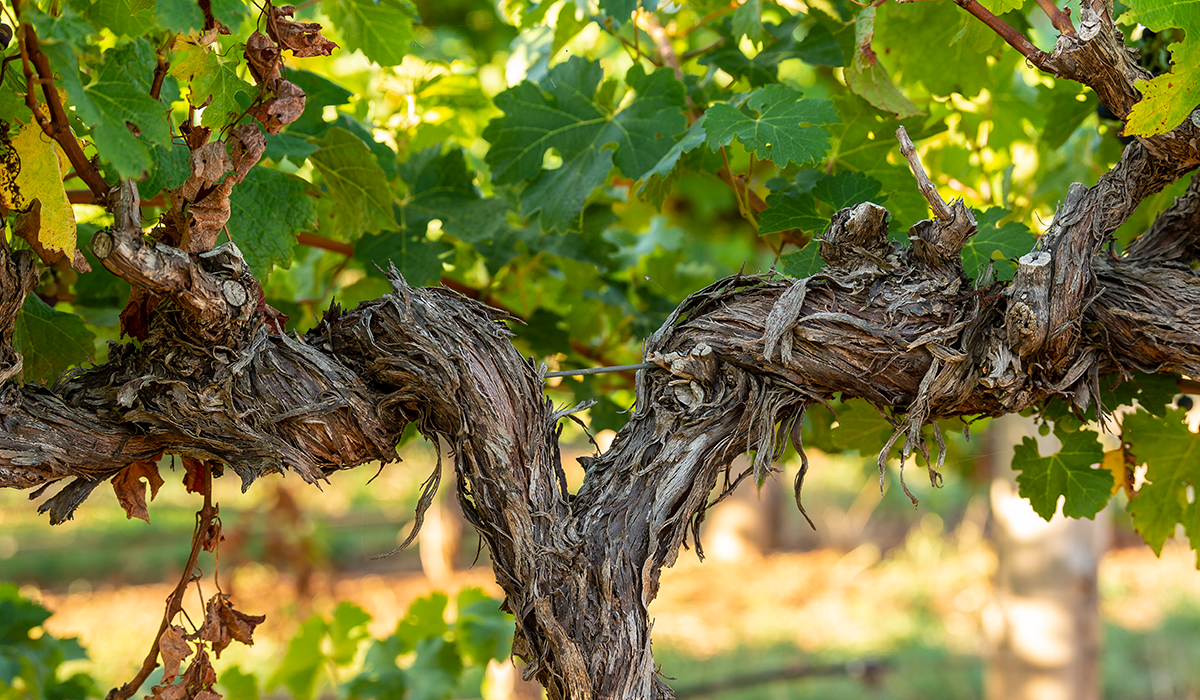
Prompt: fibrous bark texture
<box><xmin>3</xmin><ymin>2</ymin><xmax>1200</xmax><ymax>698</ymax></box>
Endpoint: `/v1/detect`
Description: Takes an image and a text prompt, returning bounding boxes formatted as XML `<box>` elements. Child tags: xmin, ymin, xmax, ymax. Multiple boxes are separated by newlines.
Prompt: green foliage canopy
<box><xmin>2</xmin><ymin>0</ymin><xmax>1200</xmax><ymax>564</ymax></box>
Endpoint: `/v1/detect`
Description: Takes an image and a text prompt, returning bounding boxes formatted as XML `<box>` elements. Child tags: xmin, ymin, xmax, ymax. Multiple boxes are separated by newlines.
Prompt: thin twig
<box><xmin>680</xmin><ymin>38</ymin><xmax>726</xmax><ymax>63</ymax></box>
<box><xmin>896</xmin><ymin>126</ymin><xmax>952</xmax><ymax>220</ymax></box>
<box><xmin>679</xmin><ymin>1</ymin><xmax>737</xmax><ymax>38</ymax></box>
<box><xmin>18</xmin><ymin>24</ymin><xmax>109</xmax><ymax>201</ymax></box>
<box><xmin>107</xmin><ymin>463</ymin><xmax>217</xmax><ymax>700</ymax></box>
<box><xmin>638</xmin><ymin>10</ymin><xmax>683</xmax><ymax>81</ymax></box>
<box><xmin>1034</xmin><ymin>0</ymin><xmax>1076</xmax><ymax>36</ymax></box>
<box><xmin>948</xmin><ymin>0</ymin><xmax>1051</xmax><ymax>70</ymax></box>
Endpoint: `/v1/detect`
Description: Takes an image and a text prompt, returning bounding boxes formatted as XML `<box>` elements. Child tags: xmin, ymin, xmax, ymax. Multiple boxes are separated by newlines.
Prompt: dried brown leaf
<box><xmin>150</xmin><ymin>682</ymin><xmax>189</xmax><ymax>700</ymax></box>
<box><xmin>244</xmin><ymin>32</ymin><xmax>281</xmax><ymax>87</ymax></box>
<box><xmin>229</xmin><ymin>125</ymin><xmax>266</xmax><ymax>182</ymax></box>
<box><xmin>196</xmin><ymin>595</ymin><xmax>232</xmax><ymax>656</ymax></box>
<box><xmin>183</xmin><ymin>178</ymin><xmax>235</xmax><ymax>253</ymax></box>
<box><xmin>159</xmin><ymin>625</ymin><xmax>193</xmax><ymax>684</ymax></box>
<box><xmin>190</xmin><ymin>143</ymin><xmax>232</xmax><ymax>189</ymax></box>
<box><xmin>200</xmin><ymin>515</ymin><xmax>223</xmax><ymax>553</ymax></box>
<box><xmin>182</xmin><ymin>457</ymin><xmax>207</xmax><ymax>494</ymax></box>
<box><xmin>250</xmin><ymin>80</ymin><xmax>306</xmax><ymax>135</ymax></box>
<box><xmin>219</xmin><ymin>598</ymin><xmax>266</xmax><ymax>646</ymax></box>
<box><xmin>268</xmin><ymin>5</ymin><xmax>338</xmax><ymax>58</ymax></box>
<box><xmin>183</xmin><ymin>649</ymin><xmax>217</xmax><ymax>690</ymax></box>
<box><xmin>10</xmin><ymin>201</ymin><xmax>68</xmax><ymax>268</ymax></box>
<box><xmin>111</xmin><ymin>459</ymin><xmax>166</xmax><ymax>522</ymax></box>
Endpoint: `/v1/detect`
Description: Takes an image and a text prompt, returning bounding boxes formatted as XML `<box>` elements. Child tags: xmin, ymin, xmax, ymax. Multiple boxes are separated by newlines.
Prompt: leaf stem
<box><xmin>107</xmin><ymin>462</ymin><xmax>217</xmax><ymax>700</ymax></box>
<box><xmin>17</xmin><ymin>24</ymin><xmax>109</xmax><ymax>201</ymax></box>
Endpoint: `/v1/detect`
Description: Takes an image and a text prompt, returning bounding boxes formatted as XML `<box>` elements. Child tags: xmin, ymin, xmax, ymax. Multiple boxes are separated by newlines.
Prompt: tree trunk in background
<box><xmin>418</xmin><ymin>486</ymin><xmax>463</xmax><ymax>584</ymax></box>
<box><xmin>985</xmin><ymin>414</ymin><xmax>1111</xmax><ymax>700</ymax></box>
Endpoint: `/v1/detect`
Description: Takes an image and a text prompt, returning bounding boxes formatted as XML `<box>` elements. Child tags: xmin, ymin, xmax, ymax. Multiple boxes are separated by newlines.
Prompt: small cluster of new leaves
<box><xmin>222</xmin><ymin>591</ymin><xmax>512</xmax><ymax>700</ymax></box>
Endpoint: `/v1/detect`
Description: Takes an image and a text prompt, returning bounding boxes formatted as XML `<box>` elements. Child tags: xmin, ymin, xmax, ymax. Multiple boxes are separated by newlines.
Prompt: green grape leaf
<box><xmin>142</xmin><ymin>141</ymin><xmax>190</xmax><ymax>198</ymax></box>
<box><xmin>328</xmin><ymin>602</ymin><xmax>372</xmax><ymax>666</ymax></box>
<box><xmin>227</xmin><ymin>167</ymin><xmax>316</xmax><ymax>278</ymax></box>
<box><xmin>396</xmin><ymin>146</ymin><xmax>509</xmax><ymax>244</ymax></box>
<box><xmin>74</xmin><ymin>39</ymin><xmax>171</xmax><ymax>178</ymax></box>
<box><xmin>264</xmin><ymin>133</ymin><xmax>321</xmax><ymax>163</ymax></box>
<box><xmin>210</xmin><ymin>0</ymin><xmax>248</xmax><ymax>27</ymax></box>
<box><xmin>1037</xmin><ymin>81</ymin><xmax>1098</xmax><ymax>149</ymax></box>
<box><xmin>704</xmin><ymin>85</ymin><xmax>839</xmax><ymax>168</ymax></box>
<box><xmin>285</xmin><ymin>69</ymin><xmax>354</xmax><ymax>137</ymax></box>
<box><xmin>453</xmin><ymin>588</ymin><xmax>513</xmax><ymax>665</ymax></box>
<box><xmin>779</xmin><ymin>244</ymin><xmax>825</xmax><ymax>278</ymax></box>
<box><xmin>795</xmin><ymin>23</ymin><xmax>845</xmax><ymax>67</ymax></box>
<box><xmin>842</xmin><ymin>6</ymin><xmax>923</xmax><ymax>119</ymax></box>
<box><xmin>154</xmin><ymin>0</ymin><xmax>203</xmax><ymax>33</ymax></box>
<box><xmin>81</xmin><ymin>0</ymin><xmax>156</xmax><ymax>38</ymax></box>
<box><xmin>635</xmin><ymin>116</ymin><xmax>707</xmax><ymax>198</ymax></box>
<box><xmin>345</xmin><ymin>636</ymin><xmax>407</xmax><ymax>700</ymax></box>
<box><xmin>700</xmin><ymin>19</ymin><xmax>799</xmax><ymax>86</ymax></box>
<box><xmin>553</xmin><ymin>3</ymin><xmax>589</xmax><ymax>54</ymax></box>
<box><xmin>830</xmin><ymin>400</ymin><xmax>893</xmax><ymax>453</ymax></box>
<box><xmin>309</xmin><ymin>127</ymin><xmax>395</xmax><ymax>238</ymax></box>
<box><xmin>484</xmin><ymin>57</ymin><xmax>686</xmax><ymax>232</ymax></box>
<box><xmin>12</xmin><ymin>295</ymin><xmax>95</xmax><ymax>386</ymax></box>
<box><xmin>759</xmin><ymin>191</ymin><xmax>824</xmax><ymax>237</ymax></box>
<box><xmin>875</xmin><ymin>1</ymin><xmax>993</xmax><ymax>98</ymax></box>
<box><xmin>1124</xmin><ymin>408</ymin><xmax>1200</xmax><ymax>560</ymax></box>
<box><xmin>268</xmin><ymin>617</ymin><xmax>327</xmax><ymax>700</ymax></box>
<box><xmin>1100</xmin><ymin>371</ymin><xmax>1179</xmax><ymax>417</ymax></box>
<box><xmin>1013</xmin><ymin>428</ymin><xmax>1110</xmax><ymax>520</ymax></box>
<box><xmin>960</xmin><ymin>207</ymin><xmax>1036</xmax><ymax>281</ymax></box>
<box><xmin>731</xmin><ymin>0</ymin><xmax>767</xmax><ymax>42</ymax></box>
<box><xmin>515</xmin><ymin>308</ymin><xmax>567</xmax><ymax>356</ymax></box>
<box><xmin>356</xmin><ymin>228</ymin><xmax>452</xmax><ymax>286</ymax></box>
<box><xmin>812</xmin><ymin>171</ymin><xmax>883</xmax><ymax>210</ymax></box>
<box><xmin>219</xmin><ymin>667</ymin><xmax>260</xmax><ymax>700</ymax></box>
<box><xmin>599</xmin><ymin>0</ymin><xmax>657</xmax><ymax>22</ymax></box>
<box><xmin>396</xmin><ymin>593</ymin><xmax>448</xmax><ymax>653</ymax></box>
<box><xmin>325</xmin><ymin>0</ymin><xmax>417</xmax><ymax>66</ymax></box>
<box><xmin>977</xmin><ymin>0</ymin><xmax>1023</xmax><ymax>13</ymax></box>
<box><xmin>331</xmin><ymin>114</ymin><xmax>398</xmax><ymax>180</ymax></box>
<box><xmin>1120</xmin><ymin>0</ymin><xmax>1200</xmax><ymax>137</ymax></box>
<box><xmin>170</xmin><ymin>39</ymin><xmax>255</xmax><ymax>129</ymax></box>
<box><xmin>407</xmin><ymin>638</ymin><xmax>462</xmax><ymax>700</ymax></box>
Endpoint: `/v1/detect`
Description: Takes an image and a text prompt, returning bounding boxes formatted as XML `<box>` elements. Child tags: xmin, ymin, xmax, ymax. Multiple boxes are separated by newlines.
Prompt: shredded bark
<box><xmin>2</xmin><ymin>3</ymin><xmax>1200</xmax><ymax>697</ymax></box>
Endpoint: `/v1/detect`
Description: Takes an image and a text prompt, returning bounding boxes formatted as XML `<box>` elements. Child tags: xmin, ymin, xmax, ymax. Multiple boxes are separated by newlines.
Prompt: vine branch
<box><xmin>108</xmin><ymin>462</ymin><xmax>217</xmax><ymax>700</ymax></box>
<box><xmin>17</xmin><ymin>24</ymin><xmax>109</xmax><ymax>201</ymax></box>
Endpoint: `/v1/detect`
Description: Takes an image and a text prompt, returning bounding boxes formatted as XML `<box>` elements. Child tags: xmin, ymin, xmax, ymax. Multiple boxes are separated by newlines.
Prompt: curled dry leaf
<box><xmin>244</xmin><ymin>32</ymin><xmax>281</xmax><ymax>87</ymax></box>
<box><xmin>196</xmin><ymin>593</ymin><xmax>265</xmax><ymax>657</ymax></box>
<box><xmin>229</xmin><ymin>125</ymin><xmax>266</xmax><ymax>182</ymax></box>
<box><xmin>200</xmin><ymin>514</ymin><xmax>223</xmax><ymax>553</ymax></box>
<box><xmin>150</xmin><ymin>648</ymin><xmax>218</xmax><ymax>700</ymax></box>
<box><xmin>159</xmin><ymin>625</ymin><xmax>193</xmax><ymax>684</ymax></box>
<box><xmin>267</xmin><ymin>4</ymin><xmax>338</xmax><ymax>58</ymax></box>
<box><xmin>181</xmin><ymin>457</ymin><xmax>218</xmax><ymax>493</ymax></box>
<box><xmin>111</xmin><ymin>458</ymin><xmax>166</xmax><ymax>522</ymax></box>
<box><xmin>250</xmin><ymin>80</ymin><xmax>305</xmax><ymax>135</ymax></box>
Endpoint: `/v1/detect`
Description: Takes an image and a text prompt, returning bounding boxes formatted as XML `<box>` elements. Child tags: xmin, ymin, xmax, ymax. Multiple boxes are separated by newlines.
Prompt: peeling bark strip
<box><xmin>3</xmin><ymin>2</ymin><xmax>1200</xmax><ymax>697</ymax></box>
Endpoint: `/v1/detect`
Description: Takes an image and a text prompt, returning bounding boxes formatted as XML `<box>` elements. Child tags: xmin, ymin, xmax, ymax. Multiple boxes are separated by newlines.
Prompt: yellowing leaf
<box><xmin>0</xmin><ymin>121</ymin><xmax>77</xmax><ymax>256</ymax></box>
<box><xmin>1121</xmin><ymin>0</ymin><xmax>1200</xmax><ymax>137</ymax></box>
<box><xmin>1103</xmin><ymin>448</ymin><xmax>1128</xmax><ymax>496</ymax></box>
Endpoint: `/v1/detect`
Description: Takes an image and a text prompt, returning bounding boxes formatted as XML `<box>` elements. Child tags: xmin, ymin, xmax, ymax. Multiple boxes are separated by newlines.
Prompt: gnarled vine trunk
<box><xmin>3</xmin><ymin>1</ymin><xmax>1200</xmax><ymax>697</ymax></box>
